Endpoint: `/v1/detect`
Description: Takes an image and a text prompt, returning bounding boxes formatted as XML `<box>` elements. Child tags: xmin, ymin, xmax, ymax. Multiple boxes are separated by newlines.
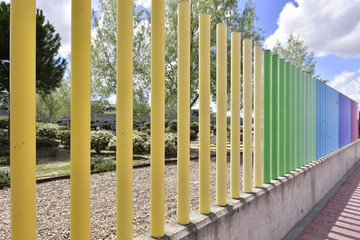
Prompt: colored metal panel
<box><xmin>351</xmin><ymin>100</ymin><xmax>359</xmax><ymax>142</ymax></box>
<box><xmin>270</xmin><ymin>54</ymin><xmax>279</xmax><ymax>179</ymax></box>
<box><xmin>290</xmin><ymin>65</ymin><xmax>296</xmax><ymax>171</ymax></box>
<box><xmin>262</xmin><ymin>50</ymin><xmax>271</xmax><ymax>183</ymax></box>
<box><xmin>316</xmin><ymin>80</ymin><xmax>320</xmax><ymax>158</ymax></box>
<box><xmin>278</xmin><ymin>59</ymin><xmax>285</xmax><ymax>176</ymax></box>
<box><xmin>285</xmin><ymin>62</ymin><xmax>291</xmax><ymax>173</ymax></box>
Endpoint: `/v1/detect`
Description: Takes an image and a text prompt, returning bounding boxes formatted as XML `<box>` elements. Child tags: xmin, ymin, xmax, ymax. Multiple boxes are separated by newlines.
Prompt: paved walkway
<box><xmin>296</xmin><ymin>165</ymin><xmax>360</xmax><ymax>240</ymax></box>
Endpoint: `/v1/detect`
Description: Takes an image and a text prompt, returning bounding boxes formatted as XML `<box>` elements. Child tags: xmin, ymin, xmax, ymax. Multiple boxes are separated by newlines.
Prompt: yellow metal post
<box><xmin>150</xmin><ymin>0</ymin><xmax>165</xmax><ymax>237</ymax></box>
<box><xmin>216</xmin><ymin>23</ymin><xmax>227</xmax><ymax>206</ymax></box>
<box><xmin>177</xmin><ymin>0</ymin><xmax>190</xmax><ymax>225</ymax></box>
<box><xmin>10</xmin><ymin>0</ymin><xmax>36</xmax><ymax>239</ymax></box>
<box><xmin>199</xmin><ymin>13</ymin><xmax>211</xmax><ymax>214</ymax></box>
<box><xmin>230</xmin><ymin>32</ymin><xmax>241</xmax><ymax>198</ymax></box>
<box><xmin>254</xmin><ymin>45</ymin><xmax>263</xmax><ymax>188</ymax></box>
<box><xmin>70</xmin><ymin>0</ymin><xmax>91</xmax><ymax>239</ymax></box>
<box><xmin>243</xmin><ymin>38</ymin><xmax>253</xmax><ymax>193</ymax></box>
<box><xmin>116</xmin><ymin>0</ymin><xmax>133</xmax><ymax>238</ymax></box>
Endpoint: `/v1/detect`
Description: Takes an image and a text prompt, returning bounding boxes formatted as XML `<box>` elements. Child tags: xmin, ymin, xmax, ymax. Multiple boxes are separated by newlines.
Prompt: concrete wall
<box><xmin>135</xmin><ymin>139</ymin><xmax>360</xmax><ymax>240</ymax></box>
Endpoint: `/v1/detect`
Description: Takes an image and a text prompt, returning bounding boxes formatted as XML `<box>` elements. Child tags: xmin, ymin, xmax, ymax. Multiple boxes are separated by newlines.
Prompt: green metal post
<box><xmin>263</xmin><ymin>50</ymin><xmax>271</xmax><ymax>183</ymax></box>
<box><xmin>285</xmin><ymin>62</ymin><xmax>291</xmax><ymax>173</ymax></box>
<box><xmin>278</xmin><ymin>59</ymin><xmax>285</xmax><ymax>176</ymax></box>
<box><xmin>290</xmin><ymin>65</ymin><xmax>296</xmax><ymax>171</ymax></box>
<box><xmin>296</xmin><ymin>68</ymin><xmax>301</xmax><ymax>168</ymax></box>
<box><xmin>270</xmin><ymin>54</ymin><xmax>279</xmax><ymax>179</ymax></box>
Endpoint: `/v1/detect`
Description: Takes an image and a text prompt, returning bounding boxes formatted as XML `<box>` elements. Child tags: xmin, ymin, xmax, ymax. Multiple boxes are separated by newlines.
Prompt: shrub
<box><xmin>36</xmin><ymin>138</ymin><xmax>59</xmax><ymax>149</ymax></box>
<box><xmin>57</xmin><ymin>130</ymin><xmax>70</xmax><ymax>147</ymax></box>
<box><xmin>108</xmin><ymin>136</ymin><xmax>117</xmax><ymax>151</ymax></box>
<box><xmin>141</xmin><ymin>126</ymin><xmax>148</xmax><ymax>131</ymax></box>
<box><xmin>165</xmin><ymin>132</ymin><xmax>177</xmax><ymax>157</ymax></box>
<box><xmin>91</xmin><ymin>130</ymin><xmax>114</xmax><ymax>153</ymax></box>
<box><xmin>58</xmin><ymin>125</ymin><xmax>70</xmax><ymax>131</ymax></box>
<box><xmin>90</xmin><ymin>157</ymin><xmax>116</xmax><ymax>171</ymax></box>
<box><xmin>0</xmin><ymin>170</ymin><xmax>10</xmax><ymax>185</ymax></box>
<box><xmin>144</xmin><ymin>122</ymin><xmax>151</xmax><ymax>127</ymax></box>
<box><xmin>171</xmin><ymin>120</ymin><xmax>177</xmax><ymax>131</ymax></box>
<box><xmin>0</xmin><ymin>156</ymin><xmax>9</xmax><ymax>166</ymax></box>
<box><xmin>0</xmin><ymin>150</ymin><xmax>10</xmax><ymax>157</ymax></box>
<box><xmin>0</xmin><ymin>117</ymin><xmax>9</xmax><ymax>129</ymax></box>
<box><xmin>190</xmin><ymin>122</ymin><xmax>199</xmax><ymax>133</ymax></box>
<box><xmin>165</xmin><ymin>119</ymin><xmax>170</xmax><ymax>128</ymax></box>
<box><xmin>190</xmin><ymin>130</ymin><xmax>198</xmax><ymax>141</ymax></box>
<box><xmin>133</xmin><ymin>130</ymin><xmax>147</xmax><ymax>154</ymax></box>
<box><xmin>36</xmin><ymin>123</ymin><xmax>59</xmax><ymax>139</ymax></box>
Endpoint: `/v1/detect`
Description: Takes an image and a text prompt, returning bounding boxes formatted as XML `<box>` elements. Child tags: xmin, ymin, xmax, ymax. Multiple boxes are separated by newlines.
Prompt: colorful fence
<box><xmin>8</xmin><ymin>0</ymin><xmax>359</xmax><ymax>239</ymax></box>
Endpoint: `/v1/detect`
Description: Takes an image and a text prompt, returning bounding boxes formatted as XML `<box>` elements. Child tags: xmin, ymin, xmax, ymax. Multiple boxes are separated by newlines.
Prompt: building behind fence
<box><xmin>9</xmin><ymin>0</ymin><xmax>359</xmax><ymax>239</ymax></box>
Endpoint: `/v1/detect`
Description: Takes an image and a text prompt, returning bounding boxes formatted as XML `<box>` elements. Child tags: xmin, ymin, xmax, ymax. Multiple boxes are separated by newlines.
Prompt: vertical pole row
<box><xmin>230</xmin><ymin>32</ymin><xmax>241</xmax><ymax>198</ymax></box>
<box><xmin>216</xmin><ymin>23</ymin><xmax>227</xmax><ymax>206</ymax></box>
<box><xmin>300</xmin><ymin>71</ymin><xmax>304</xmax><ymax>166</ymax></box>
<box><xmin>278</xmin><ymin>59</ymin><xmax>285</xmax><ymax>176</ymax></box>
<box><xmin>150</xmin><ymin>0</ymin><xmax>165</xmax><ymax>236</ymax></box>
<box><xmin>262</xmin><ymin>50</ymin><xmax>271</xmax><ymax>183</ymax></box>
<box><xmin>270</xmin><ymin>54</ymin><xmax>278</xmax><ymax>179</ymax></box>
<box><xmin>70</xmin><ymin>0</ymin><xmax>91</xmax><ymax>238</ymax></box>
<box><xmin>177</xmin><ymin>0</ymin><xmax>190</xmax><ymax>225</ymax></box>
<box><xmin>199</xmin><ymin>13</ymin><xmax>211</xmax><ymax>214</ymax></box>
<box><xmin>116</xmin><ymin>0</ymin><xmax>133</xmax><ymax>238</ymax></box>
<box><xmin>243</xmin><ymin>38</ymin><xmax>252</xmax><ymax>192</ymax></box>
<box><xmin>285</xmin><ymin>62</ymin><xmax>291</xmax><ymax>173</ymax></box>
<box><xmin>10</xmin><ymin>0</ymin><xmax>37</xmax><ymax>239</ymax></box>
<box><xmin>254</xmin><ymin>45</ymin><xmax>263</xmax><ymax>187</ymax></box>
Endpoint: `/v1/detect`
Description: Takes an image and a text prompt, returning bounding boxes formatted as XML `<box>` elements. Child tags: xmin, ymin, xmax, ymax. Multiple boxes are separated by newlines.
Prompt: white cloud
<box><xmin>135</xmin><ymin>0</ymin><xmax>151</xmax><ymax>9</ymax></box>
<box><xmin>328</xmin><ymin>70</ymin><xmax>360</xmax><ymax>102</ymax></box>
<box><xmin>265</xmin><ymin>0</ymin><xmax>360</xmax><ymax>58</ymax></box>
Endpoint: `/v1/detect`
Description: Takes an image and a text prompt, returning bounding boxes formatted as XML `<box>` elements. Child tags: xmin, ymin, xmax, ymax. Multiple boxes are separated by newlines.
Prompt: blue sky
<box><xmin>3</xmin><ymin>0</ymin><xmax>359</xmax><ymax>102</ymax></box>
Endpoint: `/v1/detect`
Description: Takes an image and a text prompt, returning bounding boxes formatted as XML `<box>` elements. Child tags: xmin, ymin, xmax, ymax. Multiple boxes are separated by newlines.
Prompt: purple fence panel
<box><xmin>338</xmin><ymin>93</ymin><xmax>351</xmax><ymax>148</ymax></box>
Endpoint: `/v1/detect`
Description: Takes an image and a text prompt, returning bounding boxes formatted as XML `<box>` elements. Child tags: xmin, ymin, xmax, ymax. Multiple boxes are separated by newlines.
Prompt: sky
<box><xmin>2</xmin><ymin>0</ymin><xmax>360</xmax><ymax>103</ymax></box>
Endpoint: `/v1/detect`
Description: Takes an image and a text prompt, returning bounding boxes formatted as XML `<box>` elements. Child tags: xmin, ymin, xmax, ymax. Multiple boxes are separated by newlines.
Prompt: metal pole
<box><xmin>150</xmin><ymin>0</ymin><xmax>165</xmax><ymax>236</ymax></box>
<box><xmin>70</xmin><ymin>0</ymin><xmax>91</xmax><ymax>238</ymax></box>
<box><xmin>243</xmin><ymin>38</ymin><xmax>253</xmax><ymax>192</ymax></box>
<box><xmin>216</xmin><ymin>23</ymin><xmax>227</xmax><ymax>206</ymax></box>
<box><xmin>177</xmin><ymin>0</ymin><xmax>190</xmax><ymax>225</ymax></box>
<box><xmin>254</xmin><ymin>45</ymin><xmax>263</xmax><ymax>187</ymax></box>
<box><xmin>116</xmin><ymin>0</ymin><xmax>133</xmax><ymax>237</ymax></box>
<box><xmin>262</xmin><ymin>50</ymin><xmax>271</xmax><ymax>183</ymax></box>
<box><xmin>10</xmin><ymin>0</ymin><xmax>36</xmax><ymax>238</ymax></box>
<box><xmin>199</xmin><ymin>13</ymin><xmax>211</xmax><ymax>214</ymax></box>
<box><xmin>230</xmin><ymin>32</ymin><xmax>241</xmax><ymax>197</ymax></box>
<box><xmin>290</xmin><ymin>65</ymin><xmax>296</xmax><ymax>171</ymax></box>
<box><xmin>270</xmin><ymin>54</ymin><xmax>279</xmax><ymax>179</ymax></box>
<box><xmin>285</xmin><ymin>62</ymin><xmax>291</xmax><ymax>173</ymax></box>
<box><xmin>278</xmin><ymin>59</ymin><xmax>285</xmax><ymax>176</ymax></box>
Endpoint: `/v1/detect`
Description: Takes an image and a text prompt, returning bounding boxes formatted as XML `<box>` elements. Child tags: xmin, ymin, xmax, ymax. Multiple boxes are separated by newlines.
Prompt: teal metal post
<box><xmin>263</xmin><ymin>50</ymin><xmax>271</xmax><ymax>183</ymax></box>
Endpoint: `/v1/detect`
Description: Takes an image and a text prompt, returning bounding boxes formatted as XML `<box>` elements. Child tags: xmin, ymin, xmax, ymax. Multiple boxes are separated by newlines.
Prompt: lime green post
<box><xmin>307</xmin><ymin>73</ymin><xmax>311</xmax><ymax>163</ymax></box>
<box><xmin>295</xmin><ymin>68</ymin><xmax>301</xmax><ymax>168</ymax></box>
<box><xmin>300</xmin><ymin>70</ymin><xmax>305</xmax><ymax>166</ymax></box>
<box><xmin>263</xmin><ymin>50</ymin><xmax>271</xmax><ymax>183</ymax></box>
<box><xmin>278</xmin><ymin>59</ymin><xmax>285</xmax><ymax>176</ymax></box>
<box><xmin>290</xmin><ymin>65</ymin><xmax>296</xmax><ymax>171</ymax></box>
<box><xmin>270</xmin><ymin>54</ymin><xmax>279</xmax><ymax>179</ymax></box>
<box><xmin>285</xmin><ymin>62</ymin><xmax>291</xmax><ymax>173</ymax></box>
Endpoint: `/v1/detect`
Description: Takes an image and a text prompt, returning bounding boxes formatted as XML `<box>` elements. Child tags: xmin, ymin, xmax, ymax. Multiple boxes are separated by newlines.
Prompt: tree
<box><xmin>0</xmin><ymin>2</ymin><xmax>67</xmax><ymax>102</ymax></box>
<box><xmin>91</xmin><ymin>0</ymin><xmax>264</xmax><ymax>117</ymax></box>
<box><xmin>273</xmin><ymin>33</ymin><xmax>319</xmax><ymax>79</ymax></box>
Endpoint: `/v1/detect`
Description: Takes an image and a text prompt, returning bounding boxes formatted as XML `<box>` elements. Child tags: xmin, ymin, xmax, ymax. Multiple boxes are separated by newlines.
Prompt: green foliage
<box><xmin>91</xmin><ymin>130</ymin><xmax>114</xmax><ymax>153</ymax></box>
<box><xmin>0</xmin><ymin>149</ymin><xmax>9</xmax><ymax>157</ymax></box>
<box><xmin>36</xmin><ymin>138</ymin><xmax>59</xmax><ymax>149</ymax></box>
<box><xmin>144</xmin><ymin>122</ymin><xmax>151</xmax><ymax>127</ymax></box>
<box><xmin>190</xmin><ymin>122</ymin><xmax>199</xmax><ymax>133</ymax></box>
<box><xmin>273</xmin><ymin>33</ymin><xmax>319</xmax><ymax>78</ymax></box>
<box><xmin>91</xmin><ymin>157</ymin><xmax>116</xmax><ymax>171</ymax></box>
<box><xmin>0</xmin><ymin>2</ymin><xmax>66</xmax><ymax>103</ymax></box>
<box><xmin>133</xmin><ymin>130</ymin><xmax>149</xmax><ymax>154</ymax></box>
<box><xmin>165</xmin><ymin>132</ymin><xmax>177</xmax><ymax>157</ymax></box>
<box><xmin>0</xmin><ymin>156</ymin><xmax>9</xmax><ymax>166</ymax></box>
<box><xmin>171</xmin><ymin>120</ymin><xmax>177</xmax><ymax>131</ymax></box>
<box><xmin>0</xmin><ymin>116</ymin><xmax>8</xmax><ymax>129</ymax></box>
<box><xmin>190</xmin><ymin>130</ymin><xmax>198</xmax><ymax>141</ymax></box>
<box><xmin>108</xmin><ymin>136</ymin><xmax>116</xmax><ymax>151</ymax></box>
<box><xmin>36</xmin><ymin>123</ymin><xmax>59</xmax><ymax>139</ymax></box>
<box><xmin>0</xmin><ymin>170</ymin><xmax>10</xmax><ymax>185</ymax></box>
<box><xmin>165</xmin><ymin>119</ymin><xmax>170</xmax><ymax>128</ymax></box>
<box><xmin>57</xmin><ymin>130</ymin><xmax>70</xmax><ymax>146</ymax></box>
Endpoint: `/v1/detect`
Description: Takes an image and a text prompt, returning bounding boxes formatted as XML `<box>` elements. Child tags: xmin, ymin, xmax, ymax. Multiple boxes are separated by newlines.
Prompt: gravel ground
<box><xmin>0</xmin><ymin>156</ymin><xmax>241</xmax><ymax>239</ymax></box>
